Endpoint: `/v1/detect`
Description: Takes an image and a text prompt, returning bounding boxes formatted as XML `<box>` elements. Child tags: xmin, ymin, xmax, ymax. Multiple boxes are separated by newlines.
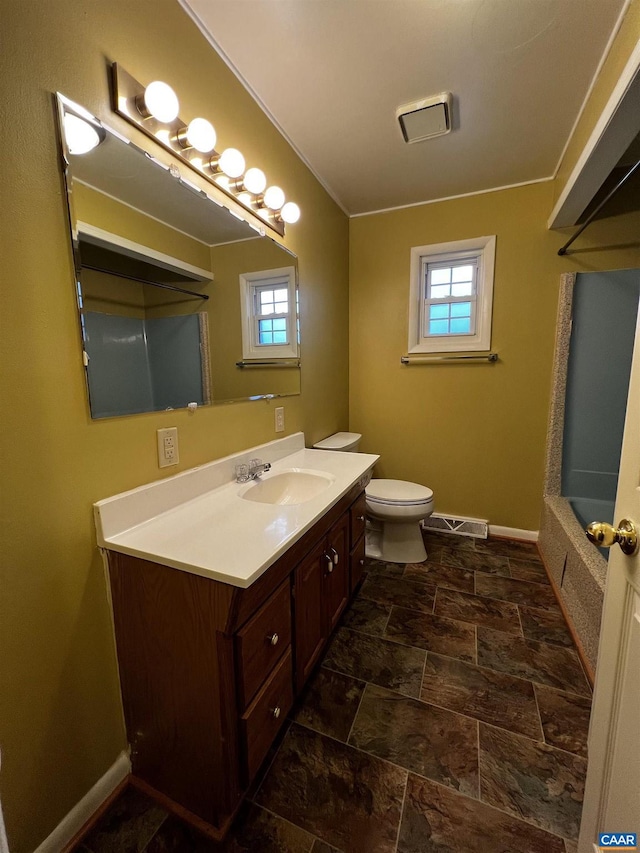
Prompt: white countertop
<box><xmin>94</xmin><ymin>433</ymin><xmax>378</xmax><ymax>588</ymax></box>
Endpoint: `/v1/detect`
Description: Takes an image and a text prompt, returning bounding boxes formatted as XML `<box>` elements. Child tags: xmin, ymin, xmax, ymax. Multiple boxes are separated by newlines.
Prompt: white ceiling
<box><xmin>182</xmin><ymin>0</ymin><xmax>628</xmax><ymax>216</ymax></box>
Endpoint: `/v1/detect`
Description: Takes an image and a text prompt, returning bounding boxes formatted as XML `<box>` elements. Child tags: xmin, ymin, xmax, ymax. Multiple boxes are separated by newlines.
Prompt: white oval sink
<box><xmin>239</xmin><ymin>468</ymin><xmax>335</xmax><ymax>505</ymax></box>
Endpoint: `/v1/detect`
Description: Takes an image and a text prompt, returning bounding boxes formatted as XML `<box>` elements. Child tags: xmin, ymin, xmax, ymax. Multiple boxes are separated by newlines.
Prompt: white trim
<box><xmin>239</xmin><ymin>266</ymin><xmax>298</xmax><ymax>360</ymax></box>
<box><xmin>351</xmin><ymin>176</ymin><xmax>553</xmax><ymax>219</ymax></box>
<box><xmin>548</xmin><ymin>39</ymin><xmax>640</xmax><ymax>228</ymax></box>
<box><xmin>551</xmin><ymin>0</ymin><xmax>634</xmax><ymax>180</ymax></box>
<box><xmin>76</xmin><ymin>221</ymin><xmax>213</xmax><ymax>282</ymax></box>
<box><xmin>489</xmin><ymin>525</ymin><xmax>539</xmax><ymax>542</ymax></box>
<box><xmin>33</xmin><ymin>751</ymin><xmax>130</xmax><ymax>853</ymax></box>
<box><xmin>178</xmin><ymin>0</ymin><xmax>350</xmax><ymax>218</ymax></box>
<box><xmin>408</xmin><ymin>236</ymin><xmax>495</xmax><ymax>354</ymax></box>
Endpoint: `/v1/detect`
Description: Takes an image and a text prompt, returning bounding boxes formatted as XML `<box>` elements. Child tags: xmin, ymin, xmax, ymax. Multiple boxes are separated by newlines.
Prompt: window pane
<box><xmin>275</xmin><ymin>301</ymin><xmax>288</xmax><ymax>313</ymax></box>
<box><xmin>429</xmin><ymin>304</ymin><xmax>450</xmax><ymax>320</ymax></box>
<box><xmin>259</xmin><ymin>331</ymin><xmax>273</xmax><ymax>344</ymax></box>
<box><xmin>274</xmin><ymin>288</ymin><xmax>288</xmax><ymax>302</ymax></box>
<box><xmin>260</xmin><ymin>290</ymin><xmax>274</xmax><ymax>304</ymax></box>
<box><xmin>259</xmin><ymin>319</ymin><xmax>273</xmax><ymax>333</ymax></box>
<box><xmin>260</xmin><ymin>303</ymin><xmax>275</xmax><ymax>315</ymax></box>
<box><xmin>429</xmin><ymin>319</ymin><xmax>449</xmax><ymax>335</ymax></box>
<box><xmin>430</xmin><ymin>268</ymin><xmax>451</xmax><ymax>285</ymax></box>
<box><xmin>273</xmin><ymin>318</ymin><xmax>287</xmax><ymax>331</ymax></box>
<box><xmin>430</xmin><ymin>284</ymin><xmax>451</xmax><ymax>299</ymax></box>
<box><xmin>452</xmin><ymin>282</ymin><xmax>473</xmax><ymax>297</ymax></box>
<box><xmin>450</xmin><ymin>317</ymin><xmax>471</xmax><ymax>334</ymax></box>
<box><xmin>451</xmin><ymin>302</ymin><xmax>471</xmax><ymax>318</ymax></box>
<box><xmin>273</xmin><ymin>331</ymin><xmax>287</xmax><ymax>344</ymax></box>
<box><xmin>452</xmin><ymin>265</ymin><xmax>474</xmax><ymax>283</ymax></box>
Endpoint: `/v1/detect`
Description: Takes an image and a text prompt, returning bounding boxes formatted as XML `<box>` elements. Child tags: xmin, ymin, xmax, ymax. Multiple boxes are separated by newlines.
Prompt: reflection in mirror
<box><xmin>56</xmin><ymin>95</ymin><xmax>300</xmax><ymax>419</ymax></box>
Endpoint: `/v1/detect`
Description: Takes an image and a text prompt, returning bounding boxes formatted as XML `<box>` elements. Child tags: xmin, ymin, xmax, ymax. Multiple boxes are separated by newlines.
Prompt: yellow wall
<box><xmin>73</xmin><ymin>183</ymin><xmax>213</xmax><ymax>271</ymax></box>
<box><xmin>553</xmin><ymin>0</ymin><xmax>640</xmax><ymax>203</ymax></box>
<box><xmin>349</xmin><ymin>182</ymin><xmax>640</xmax><ymax>530</ymax></box>
<box><xmin>0</xmin><ymin>1</ymin><xmax>348</xmax><ymax>849</ymax></box>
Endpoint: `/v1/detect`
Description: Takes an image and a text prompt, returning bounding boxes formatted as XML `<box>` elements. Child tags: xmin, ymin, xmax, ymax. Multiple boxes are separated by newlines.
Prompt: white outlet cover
<box><xmin>157</xmin><ymin>427</ymin><xmax>179</xmax><ymax>468</ymax></box>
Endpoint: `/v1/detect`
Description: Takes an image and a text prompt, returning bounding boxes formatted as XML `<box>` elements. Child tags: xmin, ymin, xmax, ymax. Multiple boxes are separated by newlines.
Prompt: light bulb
<box><xmin>143</xmin><ymin>81</ymin><xmax>179</xmax><ymax>123</ymax></box>
<box><xmin>263</xmin><ymin>185</ymin><xmax>285</xmax><ymax>211</ymax></box>
<box><xmin>63</xmin><ymin>113</ymin><xmax>101</xmax><ymax>154</ymax></box>
<box><xmin>185</xmin><ymin>117</ymin><xmax>216</xmax><ymax>153</ymax></box>
<box><xmin>280</xmin><ymin>202</ymin><xmax>301</xmax><ymax>224</ymax></box>
<box><xmin>243</xmin><ymin>167</ymin><xmax>267</xmax><ymax>195</ymax></box>
<box><xmin>218</xmin><ymin>148</ymin><xmax>245</xmax><ymax>178</ymax></box>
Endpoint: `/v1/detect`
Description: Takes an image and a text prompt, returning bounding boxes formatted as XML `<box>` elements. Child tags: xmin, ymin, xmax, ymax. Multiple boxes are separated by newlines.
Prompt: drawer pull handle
<box><xmin>357</xmin><ymin>515</ymin><xmax>365</xmax><ymax>522</ymax></box>
<box><xmin>329</xmin><ymin>546</ymin><xmax>339</xmax><ymax>565</ymax></box>
<box><xmin>267</xmin><ymin>632</ymin><xmax>279</xmax><ymax>646</ymax></box>
<box><xmin>271</xmin><ymin>705</ymin><xmax>281</xmax><ymax>719</ymax></box>
<box><xmin>325</xmin><ymin>554</ymin><xmax>334</xmax><ymax>574</ymax></box>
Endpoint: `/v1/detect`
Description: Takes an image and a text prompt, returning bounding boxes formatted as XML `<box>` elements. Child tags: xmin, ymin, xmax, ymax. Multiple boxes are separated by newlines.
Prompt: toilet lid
<box><xmin>366</xmin><ymin>479</ymin><xmax>433</xmax><ymax>506</ymax></box>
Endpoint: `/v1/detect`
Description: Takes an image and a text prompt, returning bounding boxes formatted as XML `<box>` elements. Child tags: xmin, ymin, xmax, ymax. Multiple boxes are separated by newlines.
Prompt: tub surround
<box><xmin>539</xmin><ymin>273</ymin><xmax>607</xmax><ymax>670</ymax></box>
<box><xmin>94</xmin><ymin>432</ymin><xmax>378</xmax><ymax>587</ymax></box>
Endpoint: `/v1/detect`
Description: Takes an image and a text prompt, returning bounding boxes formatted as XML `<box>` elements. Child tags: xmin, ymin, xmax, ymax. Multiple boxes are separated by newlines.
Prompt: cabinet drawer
<box><xmin>236</xmin><ymin>579</ymin><xmax>291</xmax><ymax>709</ymax></box>
<box><xmin>241</xmin><ymin>648</ymin><xmax>293</xmax><ymax>782</ymax></box>
<box><xmin>350</xmin><ymin>534</ymin><xmax>366</xmax><ymax>593</ymax></box>
<box><xmin>350</xmin><ymin>493</ymin><xmax>367</xmax><ymax>545</ymax></box>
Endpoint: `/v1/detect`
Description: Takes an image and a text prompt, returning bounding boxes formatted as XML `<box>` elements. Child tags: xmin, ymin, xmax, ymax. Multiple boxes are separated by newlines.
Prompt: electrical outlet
<box><xmin>157</xmin><ymin>427</ymin><xmax>179</xmax><ymax>468</ymax></box>
<box><xmin>275</xmin><ymin>406</ymin><xmax>285</xmax><ymax>433</ymax></box>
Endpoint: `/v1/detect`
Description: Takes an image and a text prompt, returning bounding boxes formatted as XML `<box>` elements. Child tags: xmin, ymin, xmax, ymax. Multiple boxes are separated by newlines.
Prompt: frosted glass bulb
<box><xmin>185</xmin><ymin>118</ymin><xmax>216</xmax><ymax>153</ymax></box>
<box><xmin>218</xmin><ymin>148</ymin><xmax>245</xmax><ymax>178</ymax></box>
<box><xmin>63</xmin><ymin>114</ymin><xmax>101</xmax><ymax>154</ymax></box>
<box><xmin>280</xmin><ymin>202</ymin><xmax>301</xmax><ymax>224</ymax></box>
<box><xmin>264</xmin><ymin>185</ymin><xmax>285</xmax><ymax>211</ymax></box>
<box><xmin>143</xmin><ymin>81</ymin><xmax>179</xmax><ymax>123</ymax></box>
<box><xmin>243</xmin><ymin>167</ymin><xmax>267</xmax><ymax>195</ymax></box>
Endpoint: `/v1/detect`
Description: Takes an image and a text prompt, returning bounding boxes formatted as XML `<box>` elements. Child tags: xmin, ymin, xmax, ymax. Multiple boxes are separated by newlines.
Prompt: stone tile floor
<box><xmin>76</xmin><ymin>532</ymin><xmax>591</xmax><ymax>853</ymax></box>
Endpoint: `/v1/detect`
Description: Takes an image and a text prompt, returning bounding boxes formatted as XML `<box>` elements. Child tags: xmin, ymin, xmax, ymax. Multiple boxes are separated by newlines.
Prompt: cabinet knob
<box><xmin>357</xmin><ymin>515</ymin><xmax>365</xmax><ymax>522</ymax></box>
<box><xmin>325</xmin><ymin>553</ymin><xmax>334</xmax><ymax>574</ymax></box>
<box><xmin>329</xmin><ymin>546</ymin><xmax>339</xmax><ymax>565</ymax></box>
<box><xmin>271</xmin><ymin>705</ymin><xmax>281</xmax><ymax>719</ymax></box>
<box><xmin>267</xmin><ymin>632</ymin><xmax>279</xmax><ymax>646</ymax></box>
<box><xmin>359</xmin><ymin>558</ymin><xmax>365</xmax><ymax>565</ymax></box>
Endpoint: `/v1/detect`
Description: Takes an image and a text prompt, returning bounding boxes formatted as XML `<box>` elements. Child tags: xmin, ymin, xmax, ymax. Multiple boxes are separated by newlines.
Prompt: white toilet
<box><xmin>312</xmin><ymin>433</ymin><xmax>434</xmax><ymax>563</ymax></box>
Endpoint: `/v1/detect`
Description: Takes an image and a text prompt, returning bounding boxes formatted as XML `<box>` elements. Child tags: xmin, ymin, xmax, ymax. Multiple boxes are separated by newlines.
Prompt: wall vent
<box><xmin>422</xmin><ymin>513</ymin><xmax>489</xmax><ymax>539</ymax></box>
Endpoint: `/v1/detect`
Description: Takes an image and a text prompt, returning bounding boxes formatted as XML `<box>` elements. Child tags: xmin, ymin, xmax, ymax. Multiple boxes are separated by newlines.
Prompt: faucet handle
<box><xmin>249</xmin><ymin>457</ymin><xmax>262</xmax><ymax>469</ymax></box>
<box><xmin>235</xmin><ymin>463</ymin><xmax>249</xmax><ymax>482</ymax></box>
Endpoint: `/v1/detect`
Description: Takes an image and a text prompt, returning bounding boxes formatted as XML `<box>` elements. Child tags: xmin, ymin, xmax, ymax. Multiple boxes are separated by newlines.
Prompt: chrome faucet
<box><xmin>235</xmin><ymin>458</ymin><xmax>271</xmax><ymax>483</ymax></box>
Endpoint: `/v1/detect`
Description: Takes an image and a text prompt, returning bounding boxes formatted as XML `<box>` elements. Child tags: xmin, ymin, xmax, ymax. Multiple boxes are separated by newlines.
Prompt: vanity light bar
<box><xmin>111</xmin><ymin>64</ymin><xmax>301</xmax><ymax>238</ymax></box>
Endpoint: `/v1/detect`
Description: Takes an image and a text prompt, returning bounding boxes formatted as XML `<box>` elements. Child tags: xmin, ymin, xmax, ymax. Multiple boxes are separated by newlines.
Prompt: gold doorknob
<box><xmin>585</xmin><ymin>519</ymin><xmax>638</xmax><ymax>555</ymax></box>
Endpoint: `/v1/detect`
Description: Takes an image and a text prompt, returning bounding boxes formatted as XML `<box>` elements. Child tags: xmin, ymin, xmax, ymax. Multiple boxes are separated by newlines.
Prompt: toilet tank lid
<box><xmin>366</xmin><ymin>478</ymin><xmax>433</xmax><ymax>503</ymax></box>
<box><xmin>313</xmin><ymin>432</ymin><xmax>362</xmax><ymax>450</ymax></box>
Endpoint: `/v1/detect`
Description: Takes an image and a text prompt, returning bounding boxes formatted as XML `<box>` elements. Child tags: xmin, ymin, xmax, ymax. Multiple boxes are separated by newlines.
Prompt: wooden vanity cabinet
<box><xmin>293</xmin><ymin>511</ymin><xmax>349</xmax><ymax>690</ymax></box>
<box><xmin>106</xmin><ymin>482</ymin><xmax>366</xmax><ymax>840</ymax></box>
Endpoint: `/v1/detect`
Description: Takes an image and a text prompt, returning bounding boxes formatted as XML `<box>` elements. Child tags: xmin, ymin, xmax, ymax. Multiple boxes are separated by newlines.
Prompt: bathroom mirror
<box><xmin>56</xmin><ymin>95</ymin><xmax>300</xmax><ymax>418</ymax></box>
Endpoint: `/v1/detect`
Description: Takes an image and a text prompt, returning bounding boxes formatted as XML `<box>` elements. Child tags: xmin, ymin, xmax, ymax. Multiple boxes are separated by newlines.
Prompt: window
<box><xmin>239</xmin><ymin>266</ymin><xmax>298</xmax><ymax>360</ymax></box>
<box><xmin>408</xmin><ymin>236</ymin><xmax>496</xmax><ymax>354</ymax></box>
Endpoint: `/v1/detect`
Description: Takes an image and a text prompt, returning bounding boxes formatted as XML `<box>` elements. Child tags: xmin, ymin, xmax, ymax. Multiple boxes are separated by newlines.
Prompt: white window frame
<box><xmin>239</xmin><ymin>266</ymin><xmax>298</xmax><ymax>360</ymax></box>
<box><xmin>408</xmin><ymin>235</ymin><xmax>496</xmax><ymax>354</ymax></box>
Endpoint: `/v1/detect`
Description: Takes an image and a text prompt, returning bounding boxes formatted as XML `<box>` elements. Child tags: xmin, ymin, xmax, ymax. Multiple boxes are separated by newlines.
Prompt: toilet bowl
<box><xmin>312</xmin><ymin>433</ymin><xmax>434</xmax><ymax>564</ymax></box>
<box><xmin>366</xmin><ymin>479</ymin><xmax>434</xmax><ymax>563</ymax></box>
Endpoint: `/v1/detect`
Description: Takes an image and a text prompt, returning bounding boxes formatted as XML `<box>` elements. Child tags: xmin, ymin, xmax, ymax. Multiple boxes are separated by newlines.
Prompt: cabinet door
<box><xmin>325</xmin><ymin>512</ymin><xmax>350</xmax><ymax>634</ymax></box>
<box><xmin>294</xmin><ymin>538</ymin><xmax>329</xmax><ymax>690</ymax></box>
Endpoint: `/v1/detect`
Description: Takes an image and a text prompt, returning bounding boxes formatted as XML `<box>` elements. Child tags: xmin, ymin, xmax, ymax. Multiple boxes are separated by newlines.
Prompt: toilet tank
<box><xmin>313</xmin><ymin>432</ymin><xmax>362</xmax><ymax>452</ymax></box>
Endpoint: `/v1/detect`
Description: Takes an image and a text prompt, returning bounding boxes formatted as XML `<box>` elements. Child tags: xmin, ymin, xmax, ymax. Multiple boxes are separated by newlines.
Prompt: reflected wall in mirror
<box><xmin>56</xmin><ymin>95</ymin><xmax>300</xmax><ymax>418</ymax></box>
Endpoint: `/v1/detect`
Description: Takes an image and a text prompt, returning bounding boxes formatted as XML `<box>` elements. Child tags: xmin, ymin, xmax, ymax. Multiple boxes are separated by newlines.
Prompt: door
<box><xmin>578</xmin><ymin>307</ymin><xmax>640</xmax><ymax>851</ymax></box>
<box><xmin>325</xmin><ymin>513</ymin><xmax>350</xmax><ymax>633</ymax></box>
<box><xmin>294</xmin><ymin>538</ymin><xmax>328</xmax><ymax>690</ymax></box>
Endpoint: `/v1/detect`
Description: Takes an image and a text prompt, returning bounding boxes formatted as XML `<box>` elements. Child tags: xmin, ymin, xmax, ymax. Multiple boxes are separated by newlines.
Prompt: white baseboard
<box><xmin>34</xmin><ymin>751</ymin><xmax>130</xmax><ymax>853</ymax></box>
<box><xmin>489</xmin><ymin>525</ymin><xmax>539</xmax><ymax>542</ymax></box>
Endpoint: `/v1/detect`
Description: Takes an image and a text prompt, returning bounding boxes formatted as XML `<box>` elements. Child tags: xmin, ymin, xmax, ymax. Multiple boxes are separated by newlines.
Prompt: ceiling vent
<box><xmin>397</xmin><ymin>92</ymin><xmax>452</xmax><ymax>143</ymax></box>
